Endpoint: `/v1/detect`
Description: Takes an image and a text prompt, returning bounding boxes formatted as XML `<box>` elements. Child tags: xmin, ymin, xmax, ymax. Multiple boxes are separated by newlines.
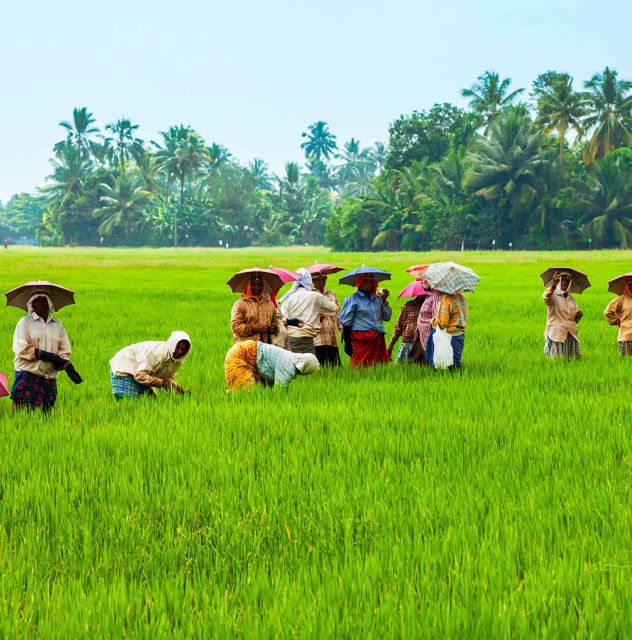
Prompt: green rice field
<box><xmin>0</xmin><ymin>247</ymin><xmax>630</xmax><ymax>638</ymax></box>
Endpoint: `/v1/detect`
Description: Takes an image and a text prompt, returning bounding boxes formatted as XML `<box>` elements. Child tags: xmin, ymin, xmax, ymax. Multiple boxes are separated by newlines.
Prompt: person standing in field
<box><xmin>604</xmin><ymin>278</ymin><xmax>632</xmax><ymax>356</ymax></box>
<box><xmin>109</xmin><ymin>331</ymin><xmax>191</xmax><ymax>399</ymax></box>
<box><xmin>416</xmin><ymin>285</ymin><xmax>444</xmax><ymax>364</ymax></box>
<box><xmin>268</xmin><ymin>283</ymin><xmax>290</xmax><ymax>349</ymax></box>
<box><xmin>224</xmin><ymin>340</ymin><xmax>320</xmax><ymax>391</ymax></box>
<box><xmin>543</xmin><ymin>272</ymin><xmax>583</xmax><ymax>359</ymax></box>
<box><xmin>231</xmin><ymin>273</ymin><xmax>280</xmax><ymax>344</ymax></box>
<box><xmin>387</xmin><ymin>296</ymin><xmax>425</xmax><ymax>363</ymax></box>
<box><xmin>280</xmin><ymin>268</ymin><xmax>337</xmax><ymax>355</ymax></box>
<box><xmin>11</xmin><ymin>293</ymin><xmax>82</xmax><ymax>412</ymax></box>
<box><xmin>339</xmin><ymin>275</ymin><xmax>392</xmax><ymax>368</ymax></box>
<box><xmin>312</xmin><ymin>271</ymin><xmax>343</xmax><ymax>367</ymax></box>
<box><xmin>426</xmin><ymin>292</ymin><xmax>469</xmax><ymax>369</ymax></box>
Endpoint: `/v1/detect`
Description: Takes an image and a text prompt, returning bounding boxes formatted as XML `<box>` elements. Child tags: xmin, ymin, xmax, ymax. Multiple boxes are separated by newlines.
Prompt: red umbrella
<box><xmin>307</xmin><ymin>263</ymin><xmax>345</xmax><ymax>276</ymax></box>
<box><xmin>406</xmin><ymin>264</ymin><xmax>430</xmax><ymax>280</ymax></box>
<box><xmin>608</xmin><ymin>272</ymin><xmax>632</xmax><ymax>295</ymax></box>
<box><xmin>226</xmin><ymin>268</ymin><xmax>283</xmax><ymax>294</ymax></box>
<box><xmin>398</xmin><ymin>281</ymin><xmax>431</xmax><ymax>299</ymax></box>
<box><xmin>5</xmin><ymin>281</ymin><xmax>76</xmax><ymax>312</ymax></box>
<box><xmin>0</xmin><ymin>371</ymin><xmax>9</xmax><ymax>398</ymax></box>
<box><xmin>268</xmin><ymin>266</ymin><xmax>300</xmax><ymax>284</ymax></box>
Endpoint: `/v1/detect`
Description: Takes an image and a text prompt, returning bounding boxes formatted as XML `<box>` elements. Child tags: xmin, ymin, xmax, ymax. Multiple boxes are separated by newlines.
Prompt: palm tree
<box><xmin>462</xmin><ymin>72</ymin><xmax>524</xmax><ymax>130</ymax></box>
<box><xmin>207</xmin><ymin>143</ymin><xmax>230</xmax><ymax>174</ymax></box>
<box><xmin>300</xmin><ymin>121</ymin><xmax>338</xmax><ymax>161</ymax></box>
<box><xmin>249</xmin><ymin>159</ymin><xmax>273</xmax><ymax>190</ymax></box>
<box><xmin>104</xmin><ymin>118</ymin><xmax>143</xmax><ymax>171</ymax></box>
<box><xmin>533</xmin><ymin>72</ymin><xmax>587</xmax><ymax>180</ymax></box>
<box><xmin>55</xmin><ymin>107</ymin><xmax>99</xmax><ymax>159</ymax></box>
<box><xmin>95</xmin><ymin>174</ymin><xmax>151</xmax><ymax>238</ymax></box>
<box><xmin>582</xmin><ymin>67</ymin><xmax>632</xmax><ymax>163</ymax></box>
<box><xmin>465</xmin><ymin>109</ymin><xmax>541</xmax><ymax>242</ymax></box>
<box><xmin>42</xmin><ymin>145</ymin><xmax>91</xmax><ymax>207</ymax></box>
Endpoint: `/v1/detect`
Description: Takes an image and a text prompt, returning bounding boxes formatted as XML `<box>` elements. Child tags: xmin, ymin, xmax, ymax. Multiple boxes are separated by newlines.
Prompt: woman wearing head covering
<box><xmin>11</xmin><ymin>293</ymin><xmax>82</xmax><ymax>412</ymax></box>
<box><xmin>543</xmin><ymin>271</ymin><xmax>583</xmax><ymax>359</ymax></box>
<box><xmin>426</xmin><ymin>292</ymin><xmax>469</xmax><ymax>369</ymax></box>
<box><xmin>387</xmin><ymin>296</ymin><xmax>425</xmax><ymax>363</ymax></box>
<box><xmin>339</xmin><ymin>275</ymin><xmax>392</xmax><ymax>368</ymax></box>
<box><xmin>231</xmin><ymin>273</ymin><xmax>280</xmax><ymax>344</ymax></box>
<box><xmin>415</xmin><ymin>285</ymin><xmax>444</xmax><ymax>364</ymax></box>
<box><xmin>109</xmin><ymin>331</ymin><xmax>191</xmax><ymax>399</ymax></box>
<box><xmin>280</xmin><ymin>268</ymin><xmax>337</xmax><ymax>355</ymax></box>
<box><xmin>224</xmin><ymin>340</ymin><xmax>320</xmax><ymax>391</ymax></box>
<box><xmin>604</xmin><ymin>278</ymin><xmax>632</xmax><ymax>355</ymax></box>
<box><xmin>312</xmin><ymin>271</ymin><xmax>343</xmax><ymax>367</ymax></box>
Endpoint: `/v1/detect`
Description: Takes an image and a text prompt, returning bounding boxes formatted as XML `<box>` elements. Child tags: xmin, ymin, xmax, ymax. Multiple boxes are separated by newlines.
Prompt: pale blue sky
<box><xmin>1</xmin><ymin>0</ymin><xmax>630</xmax><ymax>202</ymax></box>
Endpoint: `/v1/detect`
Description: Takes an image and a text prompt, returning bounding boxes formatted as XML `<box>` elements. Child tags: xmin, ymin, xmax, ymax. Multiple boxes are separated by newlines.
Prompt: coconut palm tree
<box><xmin>300</xmin><ymin>121</ymin><xmax>338</xmax><ymax>161</ymax></box>
<box><xmin>462</xmin><ymin>72</ymin><xmax>524</xmax><ymax>130</ymax></box>
<box><xmin>96</xmin><ymin>174</ymin><xmax>151</xmax><ymax>238</ymax></box>
<box><xmin>55</xmin><ymin>107</ymin><xmax>99</xmax><ymax>159</ymax></box>
<box><xmin>104</xmin><ymin>118</ymin><xmax>143</xmax><ymax>171</ymax></box>
<box><xmin>533</xmin><ymin>72</ymin><xmax>587</xmax><ymax>180</ymax></box>
<box><xmin>582</xmin><ymin>67</ymin><xmax>632</xmax><ymax>163</ymax></box>
<box><xmin>42</xmin><ymin>145</ymin><xmax>91</xmax><ymax>207</ymax></box>
<box><xmin>249</xmin><ymin>159</ymin><xmax>273</xmax><ymax>191</ymax></box>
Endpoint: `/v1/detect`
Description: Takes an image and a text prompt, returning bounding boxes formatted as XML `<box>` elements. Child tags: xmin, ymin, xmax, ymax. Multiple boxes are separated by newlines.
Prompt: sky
<box><xmin>1</xmin><ymin>0</ymin><xmax>630</xmax><ymax>203</ymax></box>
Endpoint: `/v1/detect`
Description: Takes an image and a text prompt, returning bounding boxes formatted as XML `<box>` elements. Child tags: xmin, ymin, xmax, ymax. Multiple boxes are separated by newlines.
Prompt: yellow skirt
<box><xmin>224</xmin><ymin>341</ymin><xmax>259</xmax><ymax>391</ymax></box>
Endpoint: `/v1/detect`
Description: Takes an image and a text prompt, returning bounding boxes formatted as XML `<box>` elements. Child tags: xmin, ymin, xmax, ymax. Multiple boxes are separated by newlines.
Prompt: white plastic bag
<box><xmin>432</xmin><ymin>328</ymin><xmax>454</xmax><ymax>369</ymax></box>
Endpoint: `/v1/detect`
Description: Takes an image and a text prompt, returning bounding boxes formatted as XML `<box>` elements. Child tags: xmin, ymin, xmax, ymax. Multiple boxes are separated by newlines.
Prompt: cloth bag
<box><xmin>432</xmin><ymin>328</ymin><xmax>454</xmax><ymax>369</ymax></box>
<box><xmin>0</xmin><ymin>371</ymin><xmax>9</xmax><ymax>398</ymax></box>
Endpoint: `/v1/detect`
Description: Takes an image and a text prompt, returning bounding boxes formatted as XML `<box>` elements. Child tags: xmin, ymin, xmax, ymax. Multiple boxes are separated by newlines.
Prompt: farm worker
<box><xmin>268</xmin><ymin>284</ymin><xmax>289</xmax><ymax>349</ymax></box>
<box><xmin>425</xmin><ymin>292</ymin><xmax>469</xmax><ymax>369</ymax></box>
<box><xmin>231</xmin><ymin>273</ymin><xmax>280</xmax><ymax>344</ymax></box>
<box><xmin>109</xmin><ymin>331</ymin><xmax>191</xmax><ymax>399</ymax></box>
<box><xmin>11</xmin><ymin>293</ymin><xmax>82</xmax><ymax>413</ymax></box>
<box><xmin>224</xmin><ymin>340</ymin><xmax>320</xmax><ymax>391</ymax></box>
<box><xmin>543</xmin><ymin>272</ymin><xmax>582</xmax><ymax>359</ymax></box>
<box><xmin>339</xmin><ymin>275</ymin><xmax>392</xmax><ymax>368</ymax></box>
<box><xmin>312</xmin><ymin>271</ymin><xmax>343</xmax><ymax>367</ymax></box>
<box><xmin>416</xmin><ymin>285</ymin><xmax>444</xmax><ymax>364</ymax></box>
<box><xmin>387</xmin><ymin>296</ymin><xmax>425</xmax><ymax>363</ymax></box>
<box><xmin>604</xmin><ymin>279</ymin><xmax>632</xmax><ymax>356</ymax></box>
<box><xmin>280</xmin><ymin>268</ymin><xmax>337</xmax><ymax>355</ymax></box>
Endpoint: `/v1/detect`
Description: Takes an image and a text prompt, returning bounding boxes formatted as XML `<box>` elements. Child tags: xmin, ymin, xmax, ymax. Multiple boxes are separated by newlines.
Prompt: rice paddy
<box><xmin>0</xmin><ymin>247</ymin><xmax>630</xmax><ymax>638</ymax></box>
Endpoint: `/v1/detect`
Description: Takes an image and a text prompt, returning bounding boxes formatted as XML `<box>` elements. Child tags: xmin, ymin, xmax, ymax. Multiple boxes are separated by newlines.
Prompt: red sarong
<box><xmin>350</xmin><ymin>330</ymin><xmax>391</xmax><ymax>368</ymax></box>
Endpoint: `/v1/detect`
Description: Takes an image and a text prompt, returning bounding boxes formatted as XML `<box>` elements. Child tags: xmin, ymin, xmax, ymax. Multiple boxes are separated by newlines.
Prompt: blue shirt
<box><xmin>256</xmin><ymin>343</ymin><xmax>298</xmax><ymax>388</ymax></box>
<box><xmin>339</xmin><ymin>291</ymin><xmax>392</xmax><ymax>334</ymax></box>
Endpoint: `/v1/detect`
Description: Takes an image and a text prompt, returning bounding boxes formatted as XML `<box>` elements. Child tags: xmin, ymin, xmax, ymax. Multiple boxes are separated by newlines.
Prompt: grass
<box><xmin>0</xmin><ymin>246</ymin><xmax>630</xmax><ymax>638</ymax></box>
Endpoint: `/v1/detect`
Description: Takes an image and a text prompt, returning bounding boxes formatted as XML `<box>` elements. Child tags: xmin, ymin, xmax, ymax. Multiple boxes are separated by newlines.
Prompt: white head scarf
<box><xmin>555</xmin><ymin>271</ymin><xmax>572</xmax><ymax>295</ymax></box>
<box><xmin>280</xmin><ymin>268</ymin><xmax>312</xmax><ymax>302</ymax></box>
<box><xmin>166</xmin><ymin>330</ymin><xmax>192</xmax><ymax>361</ymax></box>
<box><xmin>27</xmin><ymin>293</ymin><xmax>55</xmax><ymax>314</ymax></box>
<box><xmin>290</xmin><ymin>352</ymin><xmax>320</xmax><ymax>376</ymax></box>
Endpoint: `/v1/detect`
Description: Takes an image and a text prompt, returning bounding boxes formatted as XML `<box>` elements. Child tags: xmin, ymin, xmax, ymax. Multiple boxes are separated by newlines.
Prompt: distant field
<box><xmin>0</xmin><ymin>247</ymin><xmax>630</xmax><ymax>637</ymax></box>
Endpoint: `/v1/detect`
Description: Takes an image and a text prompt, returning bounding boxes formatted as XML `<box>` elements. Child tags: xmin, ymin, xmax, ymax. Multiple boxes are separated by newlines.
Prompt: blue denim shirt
<box><xmin>339</xmin><ymin>291</ymin><xmax>392</xmax><ymax>334</ymax></box>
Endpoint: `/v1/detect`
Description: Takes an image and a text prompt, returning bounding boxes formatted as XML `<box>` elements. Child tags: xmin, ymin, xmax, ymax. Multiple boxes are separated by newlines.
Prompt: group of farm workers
<box><xmin>3</xmin><ymin>263</ymin><xmax>632</xmax><ymax>412</ymax></box>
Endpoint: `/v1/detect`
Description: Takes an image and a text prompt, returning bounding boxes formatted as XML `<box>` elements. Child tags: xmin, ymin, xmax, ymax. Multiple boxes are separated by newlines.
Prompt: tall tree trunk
<box><xmin>559</xmin><ymin>125</ymin><xmax>566</xmax><ymax>184</ymax></box>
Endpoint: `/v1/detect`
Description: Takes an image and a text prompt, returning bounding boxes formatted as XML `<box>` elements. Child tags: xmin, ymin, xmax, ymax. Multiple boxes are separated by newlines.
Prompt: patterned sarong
<box><xmin>395</xmin><ymin>342</ymin><xmax>415</xmax><ymax>363</ymax></box>
<box><xmin>224</xmin><ymin>341</ymin><xmax>259</xmax><ymax>391</ymax></box>
<box><xmin>11</xmin><ymin>371</ymin><xmax>57</xmax><ymax>412</ymax></box>
<box><xmin>110</xmin><ymin>372</ymin><xmax>153</xmax><ymax>399</ymax></box>
<box><xmin>350</xmin><ymin>330</ymin><xmax>391</xmax><ymax>368</ymax></box>
<box><xmin>618</xmin><ymin>341</ymin><xmax>632</xmax><ymax>356</ymax></box>
<box><xmin>544</xmin><ymin>334</ymin><xmax>581</xmax><ymax>360</ymax></box>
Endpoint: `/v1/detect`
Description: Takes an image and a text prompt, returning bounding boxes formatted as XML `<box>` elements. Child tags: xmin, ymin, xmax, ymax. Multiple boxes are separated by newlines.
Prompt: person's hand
<box><xmin>387</xmin><ymin>345</ymin><xmax>394</xmax><ymax>356</ymax></box>
<box><xmin>380</xmin><ymin>288</ymin><xmax>390</xmax><ymax>301</ymax></box>
<box><xmin>575</xmin><ymin>310</ymin><xmax>583</xmax><ymax>322</ymax></box>
<box><xmin>161</xmin><ymin>378</ymin><xmax>173</xmax><ymax>390</ymax></box>
<box><xmin>173</xmin><ymin>384</ymin><xmax>187</xmax><ymax>395</ymax></box>
<box><xmin>254</xmin><ymin>323</ymin><xmax>270</xmax><ymax>333</ymax></box>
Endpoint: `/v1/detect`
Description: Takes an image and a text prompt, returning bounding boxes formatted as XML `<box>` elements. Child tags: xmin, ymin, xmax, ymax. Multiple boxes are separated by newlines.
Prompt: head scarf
<box><xmin>280</xmin><ymin>268</ymin><xmax>312</xmax><ymax>302</ymax></box>
<box><xmin>241</xmin><ymin>277</ymin><xmax>263</xmax><ymax>301</ymax></box>
<box><xmin>166</xmin><ymin>330</ymin><xmax>192</xmax><ymax>361</ymax></box>
<box><xmin>624</xmin><ymin>281</ymin><xmax>632</xmax><ymax>296</ymax></box>
<box><xmin>27</xmin><ymin>292</ymin><xmax>55</xmax><ymax>314</ymax></box>
<box><xmin>355</xmin><ymin>275</ymin><xmax>378</xmax><ymax>296</ymax></box>
<box><xmin>555</xmin><ymin>271</ymin><xmax>572</xmax><ymax>295</ymax></box>
<box><xmin>290</xmin><ymin>352</ymin><xmax>320</xmax><ymax>376</ymax></box>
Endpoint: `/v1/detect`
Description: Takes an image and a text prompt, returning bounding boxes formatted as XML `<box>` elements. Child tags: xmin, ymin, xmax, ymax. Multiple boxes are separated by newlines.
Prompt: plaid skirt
<box><xmin>11</xmin><ymin>370</ymin><xmax>57</xmax><ymax>411</ymax></box>
<box><xmin>544</xmin><ymin>334</ymin><xmax>581</xmax><ymax>360</ymax></box>
<box><xmin>110</xmin><ymin>372</ymin><xmax>153</xmax><ymax>399</ymax></box>
<box><xmin>395</xmin><ymin>342</ymin><xmax>415</xmax><ymax>363</ymax></box>
<box><xmin>619</xmin><ymin>341</ymin><xmax>632</xmax><ymax>356</ymax></box>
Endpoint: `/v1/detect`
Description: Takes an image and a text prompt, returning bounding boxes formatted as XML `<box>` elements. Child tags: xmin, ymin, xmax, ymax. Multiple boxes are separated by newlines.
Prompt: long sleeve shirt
<box><xmin>416</xmin><ymin>290</ymin><xmax>444</xmax><ymax>348</ymax></box>
<box><xmin>432</xmin><ymin>293</ymin><xmax>468</xmax><ymax>336</ymax></box>
<box><xmin>281</xmin><ymin>287</ymin><xmax>337</xmax><ymax>338</ymax></box>
<box><xmin>109</xmin><ymin>339</ymin><xmax>186</xmax><ymax>387</ymax></box>
<box><xmin>339</xmin><ymin>291</ymin><xmax>392</xmax><ymax>334</ymax></box>
<box><xmin>604</xmin><ymin>295</ymin><xmax>632</xmax><ymax>341</ymax></box>
<box><xmin>543</xmin><ymin>289</ymin><xmax>579</xmax><ymax>343</ymax></box>
<box><xmin>256</xmin><ymin>342</ymin><xmax>298</xmax><ymax>388</ymax></box>
<box><xmin>314</xmin><ymin>289</ymin><xmax>342</xmax><ymax>347</ymax></box>
<box><xmin>392</xmin><ymin>298</ymin><xmax>424</xmax><ymax>344</ymax></box>
<box><xmin>13</xmin><ymin>313</ymin><xmax>71</xmax><ymax>379</ymax></box>
<box><xmin>231</xmin><ymin>297</ymin><xmax>279</xmax><ymax>343</ymax></box>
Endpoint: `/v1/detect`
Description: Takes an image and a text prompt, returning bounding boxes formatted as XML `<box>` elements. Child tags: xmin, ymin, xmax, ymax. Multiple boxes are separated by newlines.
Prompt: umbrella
<box><xmin>268</xmin><ymin>266</ymin><xmax>300</xmax><ymax>284</ymax></box>
<box><xmin>607</xmin><ymin>272</ymin><xmax>632</xmax><ymax>295</ymax></box>
<box><xmin>307</xmin><ymin>263</ymin><xmax>345</xmax><ymax>276</ymax></box>
<box><xmin>406</xmin><ymin>264</ymin><xmax>430</xmax><ymax>280</ymax></box>
<box><xmin>398</xmin><ymin>281</ymin><xmax>431</xmax><ymax>299</ymax></box>
<box><xmin>424</xmin><ymin>262</ymin><xmax>480</xmax><ymax>295</ymax></box>
<box><xmin>339</xmin><ymin>266</ymin><xmax>391</xmax><ymax>286</ymax></box>
<box><xmin>540</xmin><ymin>266</ymin><xmax>591</xmax><ymax>294</ymax></box>
<box><xmin>0</xmin><ymin>371</ymin><xmax>8</xmax><ymax>398</ymax></box>
<box><xmin>5</xmin><ymin>281</ymin><xmax>76</xmax><ymax>312</ymax></box>
<box><xmin>226</xmin><ymin>268</ymin><xmax>283</xmax><ymax>294</ymax></box>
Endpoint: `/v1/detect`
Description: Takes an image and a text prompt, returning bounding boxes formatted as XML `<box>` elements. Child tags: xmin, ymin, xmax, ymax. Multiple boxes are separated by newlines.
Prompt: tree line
<box><xmin>2</xmin><ymin>67</ymin><xmax>632</xmax><ymax>250</ymax></box>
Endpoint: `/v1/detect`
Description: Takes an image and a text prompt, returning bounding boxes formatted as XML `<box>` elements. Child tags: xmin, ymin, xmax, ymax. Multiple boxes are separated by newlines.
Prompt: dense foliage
<box><xmin>3</xmin><ymin>67</ymin><xmax>632</xmax><ymax>250</ymax></box>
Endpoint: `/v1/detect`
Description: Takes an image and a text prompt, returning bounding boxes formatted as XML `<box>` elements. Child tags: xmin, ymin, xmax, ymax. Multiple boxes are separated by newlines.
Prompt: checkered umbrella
<box><xmin>424</xmin><ymin>262</ymin><xmax>480</xmax><ymax>294</ymax></box>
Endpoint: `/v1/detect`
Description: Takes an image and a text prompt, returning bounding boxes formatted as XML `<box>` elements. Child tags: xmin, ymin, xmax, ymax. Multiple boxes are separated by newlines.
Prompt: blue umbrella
<box><xmin>339</xmin><ymin>266</ymin><xmax>392</xmax><ymax>286</ymax></box>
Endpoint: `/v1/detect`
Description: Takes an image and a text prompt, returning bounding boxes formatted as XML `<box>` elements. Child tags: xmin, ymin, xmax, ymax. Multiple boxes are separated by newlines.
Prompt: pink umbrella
<box><xmin>0</xmin><ymin>372</ymin><xmax>9</xmax><ymax>398</ymax></box>
<box><xmin>307</xmin><ymin>263</ymin><xmax>345</xmax><ymax>276</ymax></box>
<box><xmin>268</xmin><ymin>266</ymin><xmax>300</xmax><ymax>284</ymax></box>
<box><xmin>226</xmin><ymin>268</ymin><xmax>283</xmax><ymax>294</ymax></box>
<box><xmin>406</xmin><ymin>264</ymin><xmax>430</xmax><ymax>280</ymax></box>
<box><xmin>398</xmin><ymin>281</ymin><xmax>431</xmax><ymax>299</ymax></box>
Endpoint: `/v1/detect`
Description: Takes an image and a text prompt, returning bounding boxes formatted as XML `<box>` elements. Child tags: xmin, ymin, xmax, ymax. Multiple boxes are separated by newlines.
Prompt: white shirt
<box><xmin>13</xmin><ymin>313</ymin><xmax>72</xmax><ymax>379</ymax></box>
<box><xmin>281</xmin><ymin>287</ymin><xmax>337</xmax><ymax>338</ymax></box>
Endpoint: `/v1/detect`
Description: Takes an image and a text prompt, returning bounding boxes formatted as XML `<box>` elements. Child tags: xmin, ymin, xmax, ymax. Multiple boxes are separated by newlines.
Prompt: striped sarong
<box><xmin>618</xmin><ymin>341</ymin><xmax>632</xmax><ymax>356</ymax></box>
<box><xmin>110</xmin><ymin>372</ymin><xmax>153</xmax><ymax>399</ymax></box>
<box><xmin>544</xmin><ymin>334</ymin><xmax>581</xmax><ymax>360</ymax></box>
